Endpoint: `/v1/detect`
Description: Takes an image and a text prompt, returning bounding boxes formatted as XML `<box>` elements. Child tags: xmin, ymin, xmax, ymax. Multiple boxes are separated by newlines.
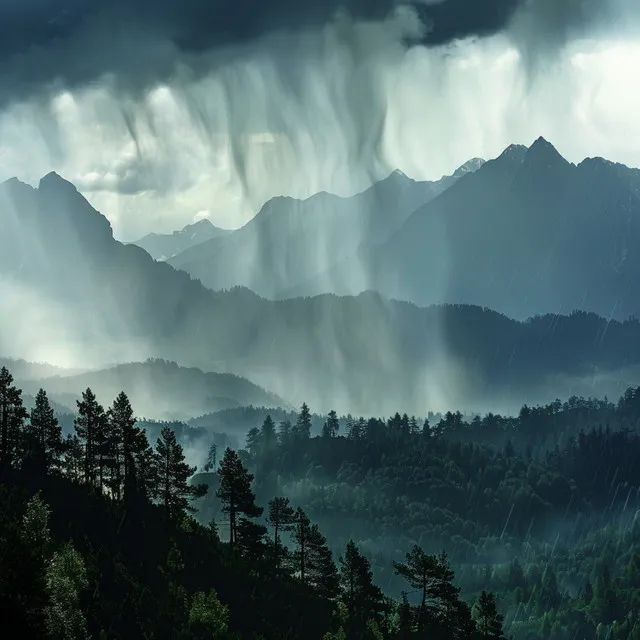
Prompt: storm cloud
<box><xmin>1</xmin><ymin>0</ymin><xmax>640</xmax><ymax>239</ymax></box>
<box><xmin>0</xmin><ymin>0</ymin><xmax>629</xmax><ymax>104</ymax></box>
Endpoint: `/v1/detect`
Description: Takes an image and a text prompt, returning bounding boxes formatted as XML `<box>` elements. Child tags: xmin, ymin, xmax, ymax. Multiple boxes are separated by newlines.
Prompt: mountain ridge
<box><xmin>130</xmin><ymin>218</ymin><xmax>232</xmax><ymax>261</ymax></box>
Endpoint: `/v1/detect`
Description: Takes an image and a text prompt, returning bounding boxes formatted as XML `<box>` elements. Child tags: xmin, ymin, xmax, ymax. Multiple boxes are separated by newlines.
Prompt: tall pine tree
<box><xmin>0</xmin><ymin>366</ymin><xmax>28</xmax><ymax>473</ymax></box>
<box><xmin>267</xmin><ymin>496</ymin><xmax>296</xmax><ymax>569</ymax></box>
<box><xmin>24</xmin><ymin>389</ymin><xmax>62</xmax><ymax>473</ymax></box>
<box><xmin>155</xmin><ymin>427</ymin><xmax>207</xmax><ymax>520</ymax></box>
<box><xmin>216</xmin><ymin>447</ymin><xmax>262</xmax><ymax>548</ymax></box>
<box><xmin>74</xmin><ymin>388</ymin><xmax>106</xmax><ymax>489</ymax></box>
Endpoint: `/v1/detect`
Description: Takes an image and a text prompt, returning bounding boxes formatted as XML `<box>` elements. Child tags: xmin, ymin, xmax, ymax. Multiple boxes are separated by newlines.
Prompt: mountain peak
<box><xmin>452</xmin><ymin>158</ymin><xmax>486</xmax><ymax>178</ymax></box>
<box><xmin>525</xmin><ymin>136</ymin><xmax>570</xmax><ymax>167</ymax></box>
<box><xmin>498</xmin><ymin>144</ymin><xmax>528</xmax><ymax>163</ymax></box>
<box><xmin>39</xmin><ymin>171</ymin><xmax>78</xmax><ymax>193</ymax></box>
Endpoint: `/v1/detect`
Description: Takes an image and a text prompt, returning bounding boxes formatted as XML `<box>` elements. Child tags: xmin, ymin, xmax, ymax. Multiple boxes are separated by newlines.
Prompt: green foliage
<box><xmin>45</xmin><ymin>542</ymin><xmax>89</xmax><ymax>640</ymax></box>
<box><xmin>187</xmin><ymin>589</ymin><xmax>230</xmax><ymax>639</ymax></box>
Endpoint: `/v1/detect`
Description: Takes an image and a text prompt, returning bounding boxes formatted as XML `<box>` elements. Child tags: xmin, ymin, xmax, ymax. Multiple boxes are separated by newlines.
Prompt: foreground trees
<box><xmin>0</xmin><ymin>368</ymin><xmax>509</xmax><ymax>639</ymax></box>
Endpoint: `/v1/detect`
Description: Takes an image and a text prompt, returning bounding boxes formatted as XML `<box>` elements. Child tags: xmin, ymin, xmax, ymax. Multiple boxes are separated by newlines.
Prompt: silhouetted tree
<box><xmin>322</xmin><ymin>410</ymin><xmax>340</xmax><ymax>438</ymax></box>
<box><xmin>339</xmin><ymin>540</ymin><xmax>384</xmax><ymax>630</ymax></box>
<box><xmin>473</xmin><ymin>591</ymin><xmax>505</xmax><ymax>640</ymax></box>
<box><xmin>204</xmin><ymin>443</ymin><xmax>218</xmax><ymax>472</ymax></box>
<box><xmin>216</xmin><ymin>447</ymin><xmax>262</xmax><ymax>548</ymax></box>
<box><xmin>74</xmin><ymin>388</ymin><xmax>106</xmax><ymax>488</ymax></box>
<box><xmin>306</xmin><ymin>524</ymin><xmax>339</xmax><ymax>600</ymax></box>
<box><xmin>24</xmin><ymin>389</ymin><xmax>62</xmax><ymax>473</ymax></box>
<box><xmin>260</xmin><ymin>415</ymin><xmax>278</xmax><ymax>451</ymax></box>
<box><xmin>267</xmin><ymin>496</ymin><xmax>296</xmax><ymax>568</ymax></box>
<box><xmin>295</xmin><ymin>403</ymin><xmax>312</xmax><ymax>440</ymax></box>
<box><xmin>0</xmin><ymin>366</ymin><xmax>28</xmax><ymax>473</ymax></box>
<box><xmin>155</xmin><ymin>426</ymin><xmax>207</xmax><ymax>520</ymax></box>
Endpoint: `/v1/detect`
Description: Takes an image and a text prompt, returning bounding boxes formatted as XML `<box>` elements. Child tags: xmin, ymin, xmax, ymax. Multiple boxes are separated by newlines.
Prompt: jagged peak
<box><xmin>452</xmin><ymin>158</ymin><xmax>486</xmax><ymax>177</ymax></box>
<box><xmin>498</xmin><ymin>143</ymin><xmax>528</xmax><ymax>162</ymax></box>
<box><xmin>524</xmin><ymin>136</ymin><xmax>571</xmax><ymax>167</ymax></box>
<box><xmin>39</xmin><ymin>171</ymin><xmax>78</xmax><ymax>192</ymax></box>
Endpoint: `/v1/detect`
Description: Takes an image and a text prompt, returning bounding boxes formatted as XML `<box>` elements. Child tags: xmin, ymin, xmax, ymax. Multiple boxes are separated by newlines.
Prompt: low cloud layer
<box><xmin>0</xmin><ymin>1</ymin><xmax>639</xmax><ymax>239</ymax></box>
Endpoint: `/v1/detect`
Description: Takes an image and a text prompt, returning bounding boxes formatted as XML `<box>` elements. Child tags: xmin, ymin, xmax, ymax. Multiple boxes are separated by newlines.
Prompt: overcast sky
<box><xmin>1</xmin><ymin>0</ymin><xmax>639</xmax><ymax>240</ymax></box>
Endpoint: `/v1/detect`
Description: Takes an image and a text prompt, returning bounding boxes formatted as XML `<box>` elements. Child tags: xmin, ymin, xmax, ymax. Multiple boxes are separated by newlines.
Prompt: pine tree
<box><xmin>24</xmin><ymin>389</ymin><xmax>62</xmax><ymax>473</ymax></box>
<box><xmin>0</xmin><ymin>366</ymin><xmax>28</xmax><ymax>473</ymax></box>
<box><xmin>245</xmin><ymin>427</ymin><xmax>262</xmax><ymax>458</ymax></box>
<box><xmin>295</xmin><ymin>403</ymin><xmax>312</xmax><ymax>440</ymax></box>
<box><xmin>339</xmin><ymin>540</ymin><xmax>384</xmax><ymax>627</ymax></box>
<box><xmin>322</xmin><ymin>410</ymin><xmax>340</xmax><ymax>438</ymax></box>
<box><xmin>267</xmin><ymin>496</ymin><xmax>296</xmax><ymax>568</ymax></box>
<box><xmin>236</xmin><ymin>518</ymin><xmax>268</xmax><ymax>563</ymax></box>
<box><xmin>74</xmin><ymin>388</ymin><xmax>107</xmax><ymax>489</ymax></box>
<box><xmin>107</xmin><ymin>391</ymin><xmax>152</xmax><ymax>503</ymax></box>
<box><xmin>203</xmin><ymin>443</ymin><xmax>218</xmax><ymax>472</ymax></box>
<box><xmin>473</xmin><ymin>591</ymin><xmax>505</xmax><ymax>640</ymax></box>
<box><xmin>394</xmin><ymin>547</ymin><xmax>461</xmax><ymax>632</ymax></box>
<box><xmin>278</xmin><ymin>420</ymin><xmax>292</xmax><ymax>446</ymax></box>
<box><xmin>306</xmin><ymin>524</ymin><xmax>339</xmax><ymax>600</ymax></box>
<box><xmin>216</xmin><ymin>447</ymin><xmax>262</xmax><ymax>548</ymax></box>
<box><xmin>260</xmin><ymin>415</ymin><xmax>278</xmax><ymax>451</ymax></box>
<box><xmin>63</xmin><ymin>434</ymin><xmax>84</xmax><ymax>482</ymax></box>
<box><xmin>293</xmin><ymin>507</ymin><xmax>312</xmax><ymax>584</ymax></box>
<box><xmin>155</xmin><ymin>426</ymin><xmax>208</xmax><ymax>520</ymax></box>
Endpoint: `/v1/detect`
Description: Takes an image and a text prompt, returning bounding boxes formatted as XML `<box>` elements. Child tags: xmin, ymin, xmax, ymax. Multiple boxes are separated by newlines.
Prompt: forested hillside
<box><xmin>195</xmin><ymin>390</ymin><xmax>640</xmax><ymax>640</ymax></box>
<box><xmin>0</xmin><ymin>366</ymin><xmax>505</xmax><ymax>639</ymax></box>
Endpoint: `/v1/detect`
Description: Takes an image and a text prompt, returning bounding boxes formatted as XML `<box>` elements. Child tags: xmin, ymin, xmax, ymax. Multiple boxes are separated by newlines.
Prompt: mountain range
<box><xmin>168</xmin><ymin>159</ymin><xmax>485</xmax><ymax>298</ymax></box>
<box><xmin>168</xmin><ymin>138</ymin><xmax>640</xmax><ymax>321</ymax></box>
<box><xmin>130</xmin><ymin>218</ymin><xmax>231</xmax><ymax>262</ymax></box>
<box><xmin>2</xmin><ymin>141</ymin><xmax>640</xmax><ymax>415</ymax></box>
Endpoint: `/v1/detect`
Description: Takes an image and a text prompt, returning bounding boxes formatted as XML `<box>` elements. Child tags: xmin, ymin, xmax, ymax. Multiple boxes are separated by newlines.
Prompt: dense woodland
<box><xmin>196</xmin><ymin>391</ymin><xmax>640</xmax><ymax>640</ymax></box>
<box><xmin>1</xmin><ymin>366</ymin><xmax>504</xmax><ymax>639</ymax></box>
<box><xmin>5</xmin><ymin>360</ymin><xmax>640</xmax><ymax>638</ymax></box>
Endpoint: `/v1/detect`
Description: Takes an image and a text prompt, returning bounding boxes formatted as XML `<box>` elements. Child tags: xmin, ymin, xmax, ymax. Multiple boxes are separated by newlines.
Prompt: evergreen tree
<box><xmin>260</xmin><ymin>415</ymin><xmax>278</xmax><ymax>451</ymax></box>
<box><xmin>236</xmin><ymin>518</ymin><xmax>268</xmax><ymax>563</ymax></box>
<box><xmin>74</xmin><ymin>388</ymin><xmax>107</xmax><ymax>488</ymax></box>
<box><xmin>267</xmin><ymin>496</ymin><xmax>296</xmax><ymax>567</ymax></box>
<box><xmin>293</xmin><ymin>507</ymin><xmax>312</xmax><ymax>584</ymax></box>
<box><xmin>339</xmin><ymin>540</ymin><xmax>384</xmax><ymax>629</ymax></box>
<box><xmin>394</xmin><ymin>547</ymin><xmax>461</xmax><ymax>633</ymax></box>
<box><xmin>204</xmin><ymin>443</ymin><xmax>218</xmax><ymax>472</ymax></box>
<box><xmin>108</xmin><ymin>391</ymin><xmax>152</xmax><ymax>503</ymax></box>
<box><xmin>245</xmin><ymin>427</ymin><xmax>262</xmax><ymax>458</ymax></box>
<box><xmin>63</xmin><ymin>434</ymin><xmax>84</xmax><ymax>482</ymax></box>
<box><xmin>216</xmin><ymin>447</ymin><xmax>262</xmax><ymax>548</ymax></box>
<box><xmin>322</xmin><ymin>410</ymin><xmax>340</xmax><ymax>438</ymax></box>
<box><xmin>295</xmin><ymin>403</ymin><xmax>312</xmax><ymax>440</ymax></box>
<box><xmin>306</xmin><ymin>524</ymin><xmax>340</xmax><ymax>600</ymax></box>
<box><xmin>278</xmin><ymin>420</ymin><xmax>292</xmax><ymax>446</ymax></box>
<box><xmin>24</xmin><ymin>389</ymin><xmax>62</xmax><ymax>473</ymax></box>
<box><xmin>0</xmin><ymin>366</ymin><xmax>28</xmax><ymax>473</ymax></box>
<box><xmin>155</xmin><ymin>426</ymin><xmax>207</xmax><ymax>520</ymax></box>
<box><xmin>473</xmin><ymin>591</ymin><xmax>505</xmax><ymax>640</ymax></box>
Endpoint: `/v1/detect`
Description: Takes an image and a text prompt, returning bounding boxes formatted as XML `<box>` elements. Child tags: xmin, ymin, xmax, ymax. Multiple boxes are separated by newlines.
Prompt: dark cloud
<box><xmin>0</xmin><ymin>0</ymin><xmax>616</xmax><ymax>105</ymax></box>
